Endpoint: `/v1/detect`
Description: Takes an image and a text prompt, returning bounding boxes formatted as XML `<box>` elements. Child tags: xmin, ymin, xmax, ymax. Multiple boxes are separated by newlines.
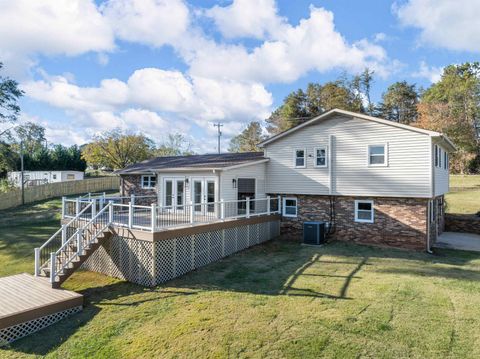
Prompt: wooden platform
<box><xmin>0</xmin><ymin>273</ymin><xmax>83</xmax><ymax>330</ymax></box>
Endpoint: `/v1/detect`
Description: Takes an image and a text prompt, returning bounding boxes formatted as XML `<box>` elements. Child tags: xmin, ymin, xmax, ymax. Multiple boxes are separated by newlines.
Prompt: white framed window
<box><xmin>294</xmin><ymin>149</ymin><xmax>306</xmax><ymax>168</ymax></box>
<box><xmin>368</xmin><ymin>144</ymin><xmax>388</xmax><ymax>166</ymax></box>
<box><xmin>141</xmin><ymin>175</ymin><xmax>157</xmax><ymax>189</ymax></box>
<box><xmin>282</xmin><ymin>197</ymin><xmax>298</xmax><ymax>217</ymax></box>
<box><xmin>354</xmin><ymin>200</ymin><xmax>374</xmax><ymax>223</ymax></box>
<box><xmin>434</xmin><ymin>145</ymin><xmax>438</xmax><ymax>167</ymax></box>
<box><xmin>439</xmin><ymin>147</ymin><xmax>442</xmax><ymax>168</ymax></box>
<box><xmin>314</xmin><ymin>146</ymin><xmax>328</xmax><ymax>168</ymax></box>
<box><xmin>445</xmin><ymin>152</ymin><xmax>449</xmax><ymax>169</ymax></box>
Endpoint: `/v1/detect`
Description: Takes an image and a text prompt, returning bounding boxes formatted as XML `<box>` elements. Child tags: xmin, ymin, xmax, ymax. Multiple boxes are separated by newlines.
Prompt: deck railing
<box><xmin>61</xmin><ymin>195</ymin><xmax>281</xmax><ymax>232</ymax></box>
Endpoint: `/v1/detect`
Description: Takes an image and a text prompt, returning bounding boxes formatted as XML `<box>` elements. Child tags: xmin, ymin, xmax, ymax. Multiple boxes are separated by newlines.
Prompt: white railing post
<box><xmin>34</xmin><ymin>248</ymin><xmax>40</xmax><ymax>276</ymax></box>
<box><xmin>220</xmin><ymin>199</ymin><xmax>225</xmax><ymax>220</ymax></box>
<box><xmin>50</xmin><ymin>252</ymin><xmax>56</xmax><ymax>283</ymax></box>
<box><xmin>108</xmin><ymin>201</ymin><xmax>114</xmax><ymax>224</ymax></box>
<box><xmin>61</xmin><ymin>224</ymin><xmax>67</xmax><ymax>245</ymax></box>
<box><xmin>88</xmin><ymin>192</ymin><xmax>91</xmax><ymax>200</ymax></box>
<box><xmin>75</xmin><ymin>197</ymin><xmax>80</xmax><ymax>216</ymax></box>
<box><xmin>267</xmin><ymin>196</ymin><xmax>271</xmax><ymax>215</ymax></box>
<box><xmin>189</xmin><ymin>201</ymin><xmax>194</xmax><ymax>224</ymax></box>
<box><xmin>131</xmin><ymin>194</ymin><xmax>135</xmax><ymax>206</ymax></box>
<box><xmin>77</xmin><ymin>229</ymin><xmax>83</xmax><ymax>256</ymax></box>
<box><xmin>128</xmin><ymin>201</ymin><xmax>133</xmax><ymax>229</ymax></box>
<box><xmin>277</xmin><ymin>195</ymin><xmax>281</xmax><ymax>214</ymax></box>
<box><xmin>91</xmin><ymin>199</ymin><xmax>96</xmax><ymax>219</ymax></box>
<box><xmin>61</xmin><ymin>196</ymin><xmax>66</xmax><ymax>219</ymax></box>
<box><xmin>151</xmin><ymin>203</ymin><xmax>157</xmax><ymax>232</ymax></box>
<box><xmin>246</xmin><ymin>197</ymin><xmax>250</xmax><ymax>218</ymax></box>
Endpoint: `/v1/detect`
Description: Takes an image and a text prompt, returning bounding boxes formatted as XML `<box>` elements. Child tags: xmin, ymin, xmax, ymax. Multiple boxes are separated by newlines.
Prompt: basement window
<box><xmin>354</xmin><ymin>200</ymin><xmax>374</xmax><ymax>223</ymax></box>
<box><xmin>142</xmin><ymin>175</ymin><xmax>157</xmax><ymax>189</ymax></box>
<box><xmin>282</xmin><ymin>197</ymin><xmax>298</xmax><ymax>217</ymax></box>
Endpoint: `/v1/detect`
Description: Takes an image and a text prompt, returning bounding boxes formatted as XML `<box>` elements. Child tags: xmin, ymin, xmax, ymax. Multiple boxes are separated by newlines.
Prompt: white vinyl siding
<box><xmin>265</xmin><ymin>115</ymin><xmax>433</xmax><ymax>197</ymax></box>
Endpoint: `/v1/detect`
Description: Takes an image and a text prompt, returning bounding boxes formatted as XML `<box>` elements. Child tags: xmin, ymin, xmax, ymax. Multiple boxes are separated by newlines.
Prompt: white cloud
<box><xmin>205</xmin><ymin>0</ymin><xmax>286</xmax><ymax>39</ymax></box>
<box><xmin>188</xmin><ymin>6</ymin><xmax>391</xmax><ymax>83</ymax></box>
<box><xmin>411</xmin><ymin>61</ymin><xmax>443</xmax><ymax>83</ymax></box>
<box><xmin>0</xmin><ymin>0</ymin><xmax>114</xmax><ymax>77</ymax></box>
<box><xmin>101</xmin><ymin>0</ymin><xmax>190</xmax><ymax>47</ymax></box>
<box><xmin>394</xmin><ymin>0</ymin><xmax>480</xmax><ymax>52</ymax></box>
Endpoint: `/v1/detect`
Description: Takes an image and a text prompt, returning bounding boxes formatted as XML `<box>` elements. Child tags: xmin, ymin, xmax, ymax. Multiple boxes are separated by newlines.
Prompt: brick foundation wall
<box><xmin>445</xmin><ymin>214</ymin><xmax>480</xmax><ymax>235</ymax></box>
<box><xmin>271</xmin><ymin>194</ymin><xmax>431</xmax><ymax>251</ymax></box>
<box><xmin>120</xmin><ymin>175</ymin><xmax>157</xmax><ymax>205</ymax></box>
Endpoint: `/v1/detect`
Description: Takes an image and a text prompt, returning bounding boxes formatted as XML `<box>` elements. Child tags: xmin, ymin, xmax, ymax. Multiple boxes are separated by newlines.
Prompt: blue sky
<box><xmin>0</xmin><ymin>0</ymin><xmax>478</xmax><ymax>153</ymax></box>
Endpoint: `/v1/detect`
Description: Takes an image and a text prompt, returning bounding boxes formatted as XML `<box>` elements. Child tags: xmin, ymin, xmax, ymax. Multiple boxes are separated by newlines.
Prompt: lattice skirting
<box><xmin>0</xmin><ymin>306</ymin><xmax>82</xmax><ymax>346</ymax></box>
<box><xmin>82</xmin><ymin>220</ymin><xmax>280</xmax><ymax>286</ymax></box>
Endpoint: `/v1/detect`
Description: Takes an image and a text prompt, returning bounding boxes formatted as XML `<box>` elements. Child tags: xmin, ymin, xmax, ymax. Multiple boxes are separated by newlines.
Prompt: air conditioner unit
<box><xmin>303</xmin><ymin>221</ymin><xmax>326</xmax><ymax>245</ymax></box>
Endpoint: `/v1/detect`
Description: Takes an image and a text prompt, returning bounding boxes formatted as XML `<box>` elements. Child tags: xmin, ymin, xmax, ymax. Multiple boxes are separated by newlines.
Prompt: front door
<box><xmin>163</xmin><ymin>178</ymin><xmax>185</xmax><ymax>209</ymax></box>
<box><xmin>192</xmin><ymin>177</ymin><xmax>216</xmax><ymax>213</ymax></box>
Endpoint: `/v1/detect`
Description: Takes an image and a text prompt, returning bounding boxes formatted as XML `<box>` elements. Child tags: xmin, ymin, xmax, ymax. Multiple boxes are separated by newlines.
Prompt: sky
<box><xmin>0</xmin><ymin>0</ymin><xmax>479</xmax><ymax>153</ymax></box>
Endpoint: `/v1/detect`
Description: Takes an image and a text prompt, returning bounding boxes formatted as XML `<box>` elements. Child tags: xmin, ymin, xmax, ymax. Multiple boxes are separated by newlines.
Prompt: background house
<box><xmin>7</xmin><ymin>170</ymin><xmax>84</xmax><ymax>187</ymax></box>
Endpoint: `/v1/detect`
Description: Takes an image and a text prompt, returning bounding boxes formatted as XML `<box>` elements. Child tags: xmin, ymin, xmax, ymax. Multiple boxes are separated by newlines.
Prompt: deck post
<box><xmin>49</xmin><ymin>252</ymin><xmax>56</xmax><ymax>283</ymax></box>
<box><xmin>91</xmin><ymin>198</ymin><xmax>97</xmax><ymax>219</ymax></box>
<box><xmin>220</xmin><ymin>199</ymin><xmax>225</xmax><ymax>220</ymax></box>
<box><xmin>77</xmin><ymin>229</ymin><xmax>83</xmax><ymax>256</ymax></box>
<box><xmin>34</xmin><ymin>248</ymin><xmax>40</xmax><ymax>276</ymax></box>
<box><xmin>277</xmin><ymin>195</ymin><xmax>281</xmax><ymax>214</ymax></box>
<box><xmin>131</xmin><ymin>194</ymin><xmax>135</xmax><ymax>206</ymax></box>
<box><xmin>61</xmin><ymin>196</ymin><xmax>66</xmax><ymax>219</ymax></box>
<box><xmin>246</xmin><ymin>197</ymin><xmax>250</xmax><ymax>218</ymax></box>
<box><xmin>75</xmin><ymin>198</ymin><xmax>80</xmax><ymax>216</ymax></box>
<box><xmin>128</xmin><ymin>202</ymin><xmax>133</xmax><ymax>229</ymax></box>
<box><xmin>267</xmin><ymin>196</ymin><xmax>271</xmax><ymax>215</ymax></box>
<box><xmin>108</xmin><ymin>201</ymin><xmax>114</xmax><ymax>224</ymax></box>
<box><xmin>189</xmin><ymin>201</ymin><xmax>194</xmax><ymax>224</ymax></box>
<box><xmin>151</xmin><ymin>203</ymin><xmax>157</xmax><ymax>232</ymax></box>
<box><xmin>61</xmin><ymin>225</ymin><xmax>67</xmax><ymax>245</ymax></box>
<box><xmin>88</xmin><ymin>192</ymin><xmax>91</xmax><ymax>200</ymax></box>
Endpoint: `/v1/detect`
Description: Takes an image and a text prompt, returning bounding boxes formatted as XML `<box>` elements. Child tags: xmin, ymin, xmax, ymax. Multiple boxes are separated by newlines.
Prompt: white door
<box><xmin>163</xmin><ymin>178</ymin><xmax>185</xmax><ymax>210</ymax></box>
<box><xmin>191</xmin><ymin>177</ymin><xmax>216</xmax><ymax>213</ymax></box>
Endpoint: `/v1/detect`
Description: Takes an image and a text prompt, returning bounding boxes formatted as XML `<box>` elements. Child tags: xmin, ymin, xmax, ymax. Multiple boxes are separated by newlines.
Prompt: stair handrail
<box><xmin>38</xmin><ymin>202</ymin><xmax>94</xmax><ymax>251</ymax></box>
<box><xmin>49</xmin><ymin>202</ymin><xmax>112</xmax><ymax>283</ymax></box>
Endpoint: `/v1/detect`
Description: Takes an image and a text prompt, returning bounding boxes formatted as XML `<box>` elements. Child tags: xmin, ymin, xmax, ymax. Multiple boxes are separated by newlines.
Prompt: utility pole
<box><xmin>213</xmin><ymin>122</ymin><xmax>223</xmax><ymax>154</ymax></box>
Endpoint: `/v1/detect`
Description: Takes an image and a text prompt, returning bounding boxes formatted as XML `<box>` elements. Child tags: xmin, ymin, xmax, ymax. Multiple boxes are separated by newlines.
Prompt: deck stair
<box><xmin>35</xmin><ymin>201</ymin><xmax>113</xmax><ymax>288</ymax></box>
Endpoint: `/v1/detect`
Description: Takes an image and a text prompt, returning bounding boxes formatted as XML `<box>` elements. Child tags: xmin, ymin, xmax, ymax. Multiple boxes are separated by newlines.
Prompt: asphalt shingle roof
<box><xmin>116</xmin><ymin>152</ymin><xmax>266</xmax><ymax>174</ymax></box>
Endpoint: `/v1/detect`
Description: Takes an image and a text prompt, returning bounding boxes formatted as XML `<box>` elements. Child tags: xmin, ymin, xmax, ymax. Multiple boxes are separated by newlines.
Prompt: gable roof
<box><xmin>116</xmin><ymin>152</ymin><xmax>267</xmax><ymax>174</ymax></box>
<box><xmin>259</xmin><ymin>108</ymin><xmax>456</xmax><ymax>151</ymax></box>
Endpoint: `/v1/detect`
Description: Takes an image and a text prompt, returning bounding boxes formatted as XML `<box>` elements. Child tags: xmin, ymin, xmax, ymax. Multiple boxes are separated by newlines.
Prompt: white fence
<box><xmin>62</xmin><ymin>194</ymin><xmax>281</xmax><ymax>232</ymax></box>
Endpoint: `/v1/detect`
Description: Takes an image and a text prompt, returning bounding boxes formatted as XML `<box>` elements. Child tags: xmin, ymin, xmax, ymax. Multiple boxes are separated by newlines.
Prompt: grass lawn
<box><xmin>2</xmin><ymin>200</ymin><xmax>480</xmax><ymax>358</ymax></box>
<box><xmin>446</xmin><ymin>175</ymin><xmax>480</xmax><ymax>214</ymax></box>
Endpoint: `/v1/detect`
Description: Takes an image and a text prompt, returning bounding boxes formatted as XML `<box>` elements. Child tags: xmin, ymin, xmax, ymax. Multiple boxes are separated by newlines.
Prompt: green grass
<box><xmin>446</xmin><ymin>175</ymin><xmax>480</xmax><ymax>214</ymax></box>
<box><xmin>2</xmin><ymin>200</ymin><xmax>480</xmax><ymax>358</ymax></box>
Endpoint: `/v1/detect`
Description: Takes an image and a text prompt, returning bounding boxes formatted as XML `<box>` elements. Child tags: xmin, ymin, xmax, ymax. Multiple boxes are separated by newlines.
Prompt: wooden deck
<box><xmin>0</xmin><ymin>273</ymin><xmax>83</xmax><ymax>330</ymax></box>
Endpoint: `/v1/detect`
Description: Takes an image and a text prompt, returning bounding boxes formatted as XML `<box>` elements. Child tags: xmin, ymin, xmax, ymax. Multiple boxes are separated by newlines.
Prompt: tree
<box><xmin>82</xmin><ymin>129</ymin><xmax>155</xmax><ymax>169</ymax></box>
<box><xmin>229</xmin><ymin>122</ymin><xmax>265</xmax><ymax>152</ymax></box>
<box><xmin>416</xmin><ymin>62</ymin><xmax>480</xmax><ymax>172</ymax></box>
<box><xmin>14</xmin><ymin>122</ymin><xmax>46</xmax><ymax>153</ymax></box>
<box><xmin>0</xmin><ymin>62</ymin><xmax>24</xmax><ymax>138</ymax></box>
<box><xmin>351</xmin><ymin>68</ymin><xmax>375</xmax><ymax>114</ymax></box>
<box><xmin>266</xmin><ymin>89</ymin><xmax>309</xmax><ymax>135</ymax></box>
<box><xmin>378</xmin><ymin>81</ymin><xmax>419</xmax><ymax>124</ymax></box>
<box><xmin>155</xmin><ymin>133</ymin><xmax>193</xmax><ymax>157</ymax></box>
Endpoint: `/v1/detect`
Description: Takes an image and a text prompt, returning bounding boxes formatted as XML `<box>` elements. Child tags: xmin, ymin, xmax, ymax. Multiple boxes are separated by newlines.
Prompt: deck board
<box><xmin>0</xmin><ymin>273</ymin><xmax>83</xmax><ymax>329</ymax></box>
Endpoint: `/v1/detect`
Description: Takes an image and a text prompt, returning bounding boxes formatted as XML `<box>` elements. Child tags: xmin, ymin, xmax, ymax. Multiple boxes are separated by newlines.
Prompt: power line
<box><xmin>213</xmin><ymin>122</ymin><xmax>223</xmax><ymax>154</ymax></box>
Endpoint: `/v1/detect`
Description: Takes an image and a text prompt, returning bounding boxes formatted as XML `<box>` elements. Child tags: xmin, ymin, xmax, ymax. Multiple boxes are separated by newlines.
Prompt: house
<box><xmin>118</xmin><ymin>109</ymin><xmax>455</xmax><ymax>251</ymax></box>
<box><xmin>7</xmin><ymin>170</ymin><xmax>84</xmax><ymax>187</ymax></box>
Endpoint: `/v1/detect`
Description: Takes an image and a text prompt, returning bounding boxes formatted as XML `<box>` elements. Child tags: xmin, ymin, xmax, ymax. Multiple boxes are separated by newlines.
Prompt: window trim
<box><xmin>282</xmin><ymin>197</ymin><xmax>298</xmax><ymax>218</ymax></box>
<box><xmin>294</xmin><ymin>148</ymin><xmax>306</xmax><ymax>168</ymax></box>
<box><xmin>354</xmin><ymin>199</ymin><xmax>374</xmax><ymax>223</ymax></box>
<box><xmin>367</xmin><ymin>144</ymin><xmax>388</xmax><ymax>167</ymax></box>
<box><xmin>314</xmin><ymin>146</ymin><xmax>328</xmax><ymax>168</ymax></box>
<box><xmin>141</xmin><ymin>175</ymin><xmax>157</xmax><ymax>189</ymax></box>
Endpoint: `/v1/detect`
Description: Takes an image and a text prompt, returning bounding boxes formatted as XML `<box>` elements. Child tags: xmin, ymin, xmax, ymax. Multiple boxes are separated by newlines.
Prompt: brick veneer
<box><xmin>272</xmin><ymin>194</ymin><xmax>434</xmax><ymax>251</ymax></box>
<box><xmin>120</xmin><ymin>175</ymin><xmax>157</xmax><ymax>205</ymax></box>
<box><xmin>445</xmin><ymin>214</ymin><xmax>480</xmax><ymax>235</ymax></box>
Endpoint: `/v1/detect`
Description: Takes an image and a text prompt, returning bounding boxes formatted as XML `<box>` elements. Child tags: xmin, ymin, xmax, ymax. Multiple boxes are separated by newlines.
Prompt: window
<box><xmin>434</xmin><ymin>145</ymin><xmax>438</xmax><ymax>167</ymax></box>
<box><xmin>354</xmin><ymin>200</ymin><xmax>374</xmax><ymax>223</ymax></box>
<box><xmin>294</xmin><ymin>149</ymin><xmax>306</xmax><ymax>168</ymax></box>
<box><xmin>445</xmin><ymin>153</ymin><xmax>449</xmax><ymax>169</ymax></box>
<box><xmin>439</xmin><ymin>147</ymin><xmax>442</xmax><ymax>168</ymax></box>
<box><xmin>66</xmin><ymin>174</ymin><xmax>75</xmax><ymax>180</ymax></box>
<box><xmin>444</xmin><ymin>151</ymin><xmax>448</xmax><ymax>170</ymax></box>
<box><xmin>368</xmin><ymin>144</ymin><xmax>387</xmax><ymax>166</ymax></box>
<box><xmin>142</xmin><ymin>175</ymin><xmax>157</xmax><ymax>189</ymax></box>
<box><xmin>282</xmin><ymin>197</ymin><xmax>298</xmax><ymax>217</ymax></box>
<box><xmin>52</xmin><ymin>174</ymin><xmax>57</xmax><ymax>180</ymax></box>
<box><xmin>314</xmin><ymin>146</ymin><xmax>327</xmax><ymax>167</ymax></box>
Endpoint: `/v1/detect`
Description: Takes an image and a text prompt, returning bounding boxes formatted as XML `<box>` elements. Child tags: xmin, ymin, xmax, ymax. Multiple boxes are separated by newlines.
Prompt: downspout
<box><xmin>427</xmin><ymin>138</ymin><xmax>434</xmax><ymax>254</ymax></box>
<box><xmin>426</xmin><ymin>199</ymin><xmax>432</xmax><ymax>254</ymax></box>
